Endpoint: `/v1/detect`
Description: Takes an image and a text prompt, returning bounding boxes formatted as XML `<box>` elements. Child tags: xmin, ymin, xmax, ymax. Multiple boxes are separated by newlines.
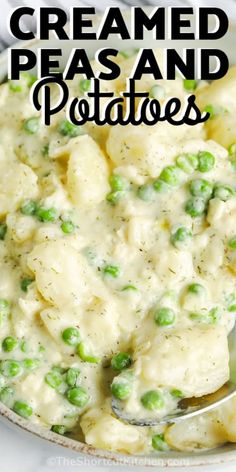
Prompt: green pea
<box><xmin>141</xmin><ymin>390</ymin><xmax>164</xmax><ymax>410</ymax></box>
<box><xmin>152</xmin><ymin>433</ymin><xmax>169</xmax><ymax>452</ymax></box>
<box><xmin>189</xmin><ymin>312</ymin><xmax>206</xmax><ymax>321</ymax></box>
<box><xmin>13</xmin><ymin>400</ymin><xmax>33</xmax><ymax>418</ymax></box>
<box><xmin>9</xmin><ymin>73</ymin><xmax>36</xmax><ymax>92</ymax></box>
<box><xmin>109</xmin><ymin>174</ymin><xmax>127</xmax><ymax>191</ymax></box>
<box><xmin>23</xmin><ymin>117</ymin><xmax>40</xmax><ymax>134</ymax></box>
<box><xmin>228</xmin><ymin>144</ymin><xmax>236</xmax><ymax>169</ymax></box>
<box><xmin>204</xmin><ymin>104</ymin><xmax>216</xmax><ymax>119</ymax></box>
<box><xmin>228</xmin><ymin>304</ymin><xmax>236</xmax><ymax>312</ymax></box>
<box><xmin>20</xmin><ymin>72</ymin><xmax>37</xmax><ymax>87</ymax></box>
<box><xmin>21</xmin><ymin>278</ymin><xmax>34</xmax><ymax>292</ymax></box>
<box><xmin>66</xmin><ymin>368</ymin><xmax>81</xmax><ymax>387</ymax></box>
<box><xmin>176</xmin><ymin>153</ymin><xmax>198</xmax><ymax>174</ymax></box>
<box><xmin>45</xmin><ymin>371</ymin><xmax>63</xmax><ymax>390</ymax></box>
<box><xmin>0</xmin><ymin>387</ymin><xmax>15</xmax><ymax>407</ymax></box>
<box><xmin>188</xmin><ymin>283</ymin><xmax>206</xmax><ymax>295</ymax></box>
<box><xmin>66</xmin><ymin>387</ymin><xmax>89</xmax><ymax>408</ymax></box>
<box><xmin>9</xmin><ymin>80</ymin><xmax>23</xmax><ymax>92</ymax></box>
<box><xmin>111</xmin><ymin>381</ymin><xmax>132</xmax><ymax>400</ymax></box>
<box><xmin>111</xmin><ymin>352</ymin><xmax>132</xmax><ymax>371</ymax></box>
<box><xmin>183</xmin><ymin>79</ymin><xmax>197</xmax><ymax>91</ymax></box>
<box><xmin>1</xmin><ymin>360</ymin><xmax>23</xmax><ymax>378</ymax></box>
<box><xmin>51</xmin><ymin>424</ymin><xmax>67</xmax><ymax>435</ymax></box>
<box><xmin>154</xmin><ymin>307</ymin><xmax>175</xmax><ymax>326</ymax></box>
<box><xmin>153</xmin><ymin>179</ymin><xmax>170</xmax><ymax>193</ymax></box>
<box><xmin>189</xmin><ymin>179</ymin><xmax>213</xmax><ymax>200</ymax></box>
<box><xmin>159</xmin><ymin>166</ymin><xmax>182</xmax><ymax>186</ymax></box>
<box><xmin>149</xmin><ymin>84</ymin><xmax>165</xmax><ymax>100</ymax></box>
<box><xmin>213</xmin><ymin>184</ymin><xmax>235</xmax><ymax>201</ymax></box>
<box><xmin>103</xmin><ymin>265</ymin><xmax>120</xmax><ymax>278</ymax></box>
<box><xmin>62</xmin><ymin>327</ymin><xmax>81</xmax><ymax>347</ymax></box>
<box><xmin>10</xmin><ymin>73</ymin><xmax>37</xmax><ymax>91</ymax></box>
<box><xmin>61</xmin><ymin>221</ymin><xmax>75</xmax><ymax>234</ymax></box>
<box><xmin>2</xmin><ymin>336</ymin><xmax>18</xmax><ymax>352</ymax></box>
<box><xmin>36</xmin><ymin>207</ymin><xmax>57</xmax><ymax>222</ymax></box>
<box><xmin>58</xmin><ymin>120</ymin><xmax>82</xmax><ymax>137</ymax></box>
<box><xmin>0</xmin><ymin>300</ymin><xmax>10</xmax><ymax>315</ymax></box>
<box><xmin>23</xmin><ymin>359</ymin><xmax>40</xmax><ymax>370</ymax></box>
<box><xmin>190</xmin><ymin>307</ymin><xmax>220</xmax><ymax>324</ymax></box>
<box><xmin>19</xmin><ymin>340</ymin><xmax>28</xmax><ymax>354</ymax></box>
<box><xmin>185</xmin><ymin>197</ymin><xmax>206</xmax><ymax>217</ymax></box>
<box><xmin>170</xmin><ymin>226</ymin><xmax>192</xmax><ymax>247</ymax></box>
<box><xmin>137</xmin><ymin>184</ymin><xmax>155</xmax><ymax>202</ymax></box>
<box><xmin>228</xmin><ymin>236</ymin><xmax>236</xmax><ymax>250</ymax></box>
<box><xmin>197</xmin><ymin>151</ymin><xmax>215</xmax><ymax>173</ymax></box>
<box><xmin>106</xmin><ymin>191</ymin><xmax>124</xmax><ymax>205</ymax></box>
<box><xmin>77</xmin><ymin>342</ymin><xmax>100</xmax><ymax>364</ymax></box>
<box><xmin>170</xmin><ymin>388</ymin><xmax>184</xmax><ymax>399</ymax></box>
<box><xmin>121</xmin><ymin>285</ymin><xmax>138</xmax><ymax>292</ymax></box>
<box><xmin>0</xmin><ymin>223</ymin><xmax>7</xmax><ymax>241</ymax></box>
<box><xmin>79</xmin><ymin>79</ymin><xmax>91</xmax><ymax>93</ymax></box>
<box><xmin>229</xmin><ymin>143</ymin><xmax>236</xmax><ymax>156</ymax></box>
<box><xmin>20</xmin><ymin>200</ymin><xmax>38</xmax><ymax>216</ymax></box>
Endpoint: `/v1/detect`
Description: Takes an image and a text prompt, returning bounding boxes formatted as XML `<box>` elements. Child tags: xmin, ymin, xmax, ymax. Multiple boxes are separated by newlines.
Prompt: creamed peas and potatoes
<box><xmin>0</xmin><ymin>50</ymin><xmax>236</xmax><ymax>454</ymax></box>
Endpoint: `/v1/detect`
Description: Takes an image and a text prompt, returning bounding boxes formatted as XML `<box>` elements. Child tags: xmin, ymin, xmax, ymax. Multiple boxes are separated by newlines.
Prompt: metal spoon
<box><xmin>112</xmin><ymin>325</ymin><xmax>236</xmax><ymax>426</ymax></box>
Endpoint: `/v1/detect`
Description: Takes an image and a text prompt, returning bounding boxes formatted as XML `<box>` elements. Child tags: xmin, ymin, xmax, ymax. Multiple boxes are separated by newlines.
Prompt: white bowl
<box><xmin>1</xmin><ymin>11</ymin><xmax>236</xmax><ymax>468</ymax></box>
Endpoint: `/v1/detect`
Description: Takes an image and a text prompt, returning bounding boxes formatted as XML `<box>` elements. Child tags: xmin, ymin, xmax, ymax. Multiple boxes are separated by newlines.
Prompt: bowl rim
<box><xmin>1</xmin><ymin>12</ymin><xmax>236</xmax><ymax>467</ymax></box>
<box><xmin>1</xmin><ymin>401</ymin><xmax>236</xmax><ymax>467</ymax></box>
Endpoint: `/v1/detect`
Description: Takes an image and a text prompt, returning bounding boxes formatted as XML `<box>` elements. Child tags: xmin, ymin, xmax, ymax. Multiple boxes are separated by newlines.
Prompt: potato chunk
<box><xmin>106</xmin><ymin>123</ymin><xmax>204</xmax><ymax>178</ymax></box>
<box><xmin>81</xmin><ymin>408</ymin><xmax>147</xmax><ymax>454</ymax></box>
<box><xmin>165</xmin><ymin>411</ymin><xmax>227</xmax><ymax>451</ymax></box>
<box><xmin>167</xmin><ymin>396</ymin><xmax>236</xmax><ymax>451</ymax></box>
<box><xmin>154</xmin><ymin>248</ymin><xmax>194</xmax><ymax>285</ymax></box>
<box><xmin>67</xmin><ymin>135</ymin><xmax>109</xmax><ymax>206</ymax></box>
<box><xmin>27</xmin><ymin>239</ymin><xmax>108</xmax><ymax>308</ymax></box>
<box><xmin>137</xmin><ymin>325</ymin><xmax>229</xmax><ymax>397</ymax></box>
<box><xmin>0</xmin><ymin>161</ymin><xmax>38</xmax><ymax>217</ymax></box>
<box><xmin>41</xmin><ymin>298</ymin><xmax>121</xmax><ymax>357</ymax></box>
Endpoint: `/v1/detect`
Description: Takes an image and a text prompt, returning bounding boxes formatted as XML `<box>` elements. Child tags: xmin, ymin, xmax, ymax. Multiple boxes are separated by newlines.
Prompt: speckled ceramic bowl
<box><xmin>0</xmin><ymin>11</ymin><xmax>236</xmax><ymax>467</ymax></box>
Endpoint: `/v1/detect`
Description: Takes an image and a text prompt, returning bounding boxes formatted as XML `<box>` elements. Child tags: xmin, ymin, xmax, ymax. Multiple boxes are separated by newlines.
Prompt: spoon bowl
<box><xmin>112</xmin><ymin>322</ymin><xmax>236</xmax><ymax>426</ymax></box>
<box><xmin>112</xmin><ymin>381</ymin><xmax>236</xmax><ymax>426</ymax></box>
